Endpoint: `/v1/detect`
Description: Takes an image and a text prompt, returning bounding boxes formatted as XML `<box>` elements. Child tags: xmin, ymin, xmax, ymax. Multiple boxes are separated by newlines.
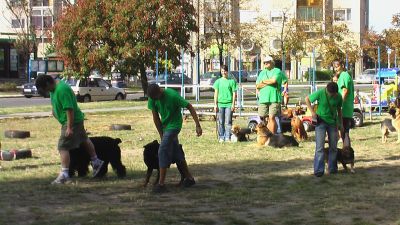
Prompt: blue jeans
<box><xmin>314</xmin><ymin>121</ymin><xmax>338</xmax><ymax>175</ymax></box>
<box><xmin>218</xmin><ymin>107</ymin><xmax>233</xmax><ymax>140</ymax></box>
<box><xmin>159</xmin><ymin>129</ymin><xmax>185</xmax><ymax>168</ymax></box>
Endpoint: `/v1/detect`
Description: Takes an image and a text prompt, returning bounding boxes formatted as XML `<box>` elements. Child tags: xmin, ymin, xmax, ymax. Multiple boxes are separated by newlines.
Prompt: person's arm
<box><xmin>65</xmin><ymin>109</ymin><xmax>74</xmax><ymax>138</ymax></box>
<box><xmin>305</xmin><ymin>96</ymin><xmax>317</xmax><ymax>118</ymax></box>
<box><xmin>152</xmin><ymin>110</ymin><xmax>163</xmax><ymax>139</ymax></box>
<box><xmin>231</xmin><ymin>91</ymin><xmax>236</xmax><ymax>112</ymax></box>
<box><xmin>214</xmin><ymin>89</ymin><xmax>219</xmax><ymax>112</ymax></box>
<box><xmin>187</xmin><ymin>103</ymin><xmax>202</xmax><ymax>136</ymax></box>
<box><xmin>342</xmin><ymin>88</ymin><xmax>349</xmax><ymax>101</ymax></box>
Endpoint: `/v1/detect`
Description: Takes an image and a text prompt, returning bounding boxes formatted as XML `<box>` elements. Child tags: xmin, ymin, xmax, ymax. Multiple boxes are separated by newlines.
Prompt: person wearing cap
<box><xmin>256</xmin><ymin>56</ymin><xmax>288</xmax><ymax>134</ymax></box>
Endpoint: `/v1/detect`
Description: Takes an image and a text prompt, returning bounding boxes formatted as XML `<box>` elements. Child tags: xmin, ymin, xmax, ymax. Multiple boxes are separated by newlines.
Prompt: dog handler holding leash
<box><xmin>213</xmin><ymin>65</ymin><xmax>238</xmax><ymax>142</ymax></box>
<box><xmin>147</xmin><ymin>84</ymin><xmax>202</xmax><ymax>193</ymax></box>
<box><xmin>35</xmin><ymin>75</ymin><xmax>105</xmax><ymax>184</ymax></box>
<box><xmin>306</xmin><ymin>82</ymin><xmax>343</xmax><ymax>177</ymax></box>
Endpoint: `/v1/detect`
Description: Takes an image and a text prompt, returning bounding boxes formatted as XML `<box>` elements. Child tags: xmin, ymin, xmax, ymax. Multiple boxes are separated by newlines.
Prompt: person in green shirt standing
<box><xmin>148</xmin><ymin>84</ymin><xmax>202</xmax><ymax>193</ymax></box>
<box><xmin>35</xmin><ymin>75</ymin><xmax>104</xmax><ymax>184</ymax></box>
<box><xmin>213</xmin><ymin>65</ymin><xmax>237</xmax><ymax>142</ymax></box>
<box><xmin>306</xmin><ymin>82</ymin><xmax>343</xmax><ymax>177</ymax></box>
<box><xmin>334</xmin><ymin>60</ymin><xmax>354</xmax><ymax>149</ymax></box>
<box><xmin>256</xmin><ymin>56</ymin><xmax>286</xmax><ymax>134</ymax></box>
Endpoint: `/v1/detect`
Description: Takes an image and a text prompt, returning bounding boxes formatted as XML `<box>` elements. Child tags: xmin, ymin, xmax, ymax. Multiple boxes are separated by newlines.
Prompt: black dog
<box><xmin>324</xmin><ymin>147</ymin><xmax>355</xmax><ymax>173</ymax></box>
<box><xmin>267</xmin><ymin>133</ymin><xmax>299</xmax><ymax>148</ymax></box>
<box><xmin>69</xmin><ymin>136</ymin><xmax>126</xmax><ymax>178</ymax></box>
<box><xmin>143</xmin><ymin>140</ymin><xmax>185</xmax><ymax>187</ymax></box>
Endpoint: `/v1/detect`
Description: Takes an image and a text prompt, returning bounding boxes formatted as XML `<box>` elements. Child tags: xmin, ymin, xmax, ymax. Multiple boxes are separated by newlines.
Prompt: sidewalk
<box><xmin>0</xmin><ymin>106</ymin><xmax>146</xmax><ymax>120</ymax></box>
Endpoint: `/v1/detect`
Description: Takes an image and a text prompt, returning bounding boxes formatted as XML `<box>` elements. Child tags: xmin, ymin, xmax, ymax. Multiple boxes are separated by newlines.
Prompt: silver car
<box><xmin>67</xmin><ymin>78</ymin><xmax>126</xmax><ymax>102</ymax></box>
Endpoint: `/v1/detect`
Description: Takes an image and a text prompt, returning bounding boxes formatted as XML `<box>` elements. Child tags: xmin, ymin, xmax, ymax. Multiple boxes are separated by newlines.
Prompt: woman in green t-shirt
<box><xmin>213</xmin><ymin>65</ymin><xmax>238</xmax><ymax>142</ymax></box>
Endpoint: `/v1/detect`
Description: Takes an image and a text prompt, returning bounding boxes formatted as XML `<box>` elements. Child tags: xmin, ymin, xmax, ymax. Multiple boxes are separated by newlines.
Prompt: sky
<box><xmin>369</xmin><ymin>0</ymin><xmax>400</xmax><ymax>33</ymax></box>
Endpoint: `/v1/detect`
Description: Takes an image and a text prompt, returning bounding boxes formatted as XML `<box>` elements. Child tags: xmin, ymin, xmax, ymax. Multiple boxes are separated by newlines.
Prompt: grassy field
<box><xmin>0</xmin><ymin>109</ymin><xmax>400</xmax><ymax>225</ymax></box>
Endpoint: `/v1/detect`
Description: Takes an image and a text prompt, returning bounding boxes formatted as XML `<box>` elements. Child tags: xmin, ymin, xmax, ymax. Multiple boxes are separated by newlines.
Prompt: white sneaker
<box><xmin>51</xmin><ymin>173</ymin><xmax>71</xmax><ymax>185</ymax></box>
<box><xmin>91</xmin><ymin>159</ymin><xmax>105</xmax><ymax>177</ymax></box>
<box><xmin>219</xmin><ymin>138</ymin><xmax>225</xmax><ymax>143</ymax></box>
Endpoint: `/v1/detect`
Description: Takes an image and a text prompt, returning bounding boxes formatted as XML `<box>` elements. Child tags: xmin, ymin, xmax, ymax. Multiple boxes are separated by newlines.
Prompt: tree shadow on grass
<box><xmin>0</xmin><ymin>158</ymin><xmax>399</xmax><ymax>225</ymax></box>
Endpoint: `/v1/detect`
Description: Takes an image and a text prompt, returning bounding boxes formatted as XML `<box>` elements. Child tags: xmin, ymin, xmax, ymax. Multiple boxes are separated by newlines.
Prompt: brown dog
<box><xmin>291</xmin><ymin>116</ymin><xmax>307</xmax><ymax>141</ymax></box>
<box><xmin>324</xmin><ymin>147</ymin><xmax>355</xmax><ymax>173</ymax></box>
<box><xmin>231</xmin><ymin>125</ymin><xmax>252</xmax><ymax>142</ymax></box>
<box><xmin>381</xmin><ymin>107</ymin><xmax>400</xmax><ymax>143</ymax></box>
<box><xmin>255</xmin><ymin>123</ymin><xmax>299</xmax><ymax>148</ymax></box>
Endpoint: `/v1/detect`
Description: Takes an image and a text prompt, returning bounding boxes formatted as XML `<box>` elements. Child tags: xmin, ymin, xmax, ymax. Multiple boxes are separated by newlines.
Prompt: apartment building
<box><xmin>0</xmin><ymin>0</ymin><xmax>65</xmax><ymax>81</ymax></box>
<box><xmin>241</xmin><ymin>0</ymin><xmax>369</xmax><ymax>78</ymax></box>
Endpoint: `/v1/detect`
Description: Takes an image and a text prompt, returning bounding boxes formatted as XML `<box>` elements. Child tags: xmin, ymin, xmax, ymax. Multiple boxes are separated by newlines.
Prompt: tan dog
<box><xmin>291</xmin><ymin>116</ymin><xmax>307</xmax><ymax>141</ymax></box>
<box><xmin>255</xmin><ymin>123</ymin><xmax>270</xmax><ymax>146</ymax></box>
<box><xmin>381</xmin><ymin>107</ymin><xmax>400</xmax><ymax>143</ymax></box>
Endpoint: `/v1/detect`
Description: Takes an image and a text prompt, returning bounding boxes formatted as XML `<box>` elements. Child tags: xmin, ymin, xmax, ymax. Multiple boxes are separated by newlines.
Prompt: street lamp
<box><xmin>387</xmin><ymin>47</ymin><xmax>392</xmax><ymax>68</ymax></box>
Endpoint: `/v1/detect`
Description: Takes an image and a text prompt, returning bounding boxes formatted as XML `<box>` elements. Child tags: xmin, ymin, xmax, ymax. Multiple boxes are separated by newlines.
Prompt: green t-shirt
<box><xmin>337</xmin><ymin>71</ymin><xmax>354</xmax><ymax>118</ymax></box>
<box><xmin>50</xmin><ymin>80</ymin><xmax>84</xmax><ymax>125</ymax></box>
<box><xmin>256</xmin><ymin>68</ymin><xmax>285</xmax><ymax>104</ymax></box>
<box><xmin>147</xmin><ymin>88</ymin><xmax>189</xmax><ymax>131</ymax></box>
<box><xmin>213</xmin><ymin>77</ymin><xmax>238</xmax><ymax>108</ymax></box>
<box><xmin>309</xmin><ymin>88</ymin><xmax>343</xmax><ymax>126</ymax></box>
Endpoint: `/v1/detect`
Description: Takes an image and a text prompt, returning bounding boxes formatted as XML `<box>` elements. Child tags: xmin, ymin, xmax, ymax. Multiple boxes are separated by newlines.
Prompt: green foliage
<box><xmin>53</xmin><ymin>0</ymin><xmax>197</xmax><ymax>83</ymax></box>
<box><xmin>304</xmin><ymin>70</ymin><xmax>333</xmax><ymax>81</ymax></box>
<box><xmin>0</xmin><ymin>82</ymin><xmax>17</xmax><ymax>92</ymax></box>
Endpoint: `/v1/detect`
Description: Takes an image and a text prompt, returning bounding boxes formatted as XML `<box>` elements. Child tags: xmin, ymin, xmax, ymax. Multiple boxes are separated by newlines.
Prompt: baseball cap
<box><xmin>263</xmin><ymin>55</ymin><xmax>273</xmax><ymax>62</ymax></box>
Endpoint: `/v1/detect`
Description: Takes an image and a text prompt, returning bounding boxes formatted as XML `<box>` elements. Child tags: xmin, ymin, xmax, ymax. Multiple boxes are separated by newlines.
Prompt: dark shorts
<box><xmin>58</xmin><ymin>122</ymin><xmax>88</xmax><ymax>151</ymax></box>
<box><xmin>158</xmin><ymin>129</ymin><xmax>185</xmax><ymax>168</ymax></box>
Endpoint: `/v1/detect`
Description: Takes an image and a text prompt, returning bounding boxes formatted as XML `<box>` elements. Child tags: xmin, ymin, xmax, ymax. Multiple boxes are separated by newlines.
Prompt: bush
<box><xmin>304</xmin><ymin>70</ymin><xmax>333</xmax><ymax>81</ymax></box>
<box><xmin>0</xmin><ymin>82</ymin><xmax>17</xmax><ymax>92</ymax></box>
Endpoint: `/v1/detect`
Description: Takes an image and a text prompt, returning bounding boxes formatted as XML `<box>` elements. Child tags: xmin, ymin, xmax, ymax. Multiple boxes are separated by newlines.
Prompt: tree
<box><xmin>53</xmin><ymin>0</ymin><xmax>197</xmax><ymax>94</ymax></box>
<box><xmin>202</xmin><ymin>0</ymin><xmax>240</xmax><ymax>69</ymax></box>
<box><xmin>362</xmin><ymin>29</ymin><xmax>386</xmax><ymax>70</ymax></box>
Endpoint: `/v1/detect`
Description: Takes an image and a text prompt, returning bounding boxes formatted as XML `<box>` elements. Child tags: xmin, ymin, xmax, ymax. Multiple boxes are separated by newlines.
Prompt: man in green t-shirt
<box><xmin>213</xmin><ymin>65</ymin><xmax>237</xmax><ymax>142</ymax></box>
<box><xmin>147</xmin><ymin>84</ymin><xmax>202</xmax><ymax>193</ymax></box>
<box><xmin>306</xmin><ymin>82</ymin><xmax>343</xmax><ymax>177</ymax></box>
<box><xmin>333</xmin><ymin>60</ymin><xmax>354</xmax><ymax>149</ymax></box>
<box><xmin>35</xmin><ymin>75</ymin><xmax>104</xmax><ymax>184</ymax></box>
<box><xmin>256</xmin><ymin>56</ymin><xmax>286</xmax><ymax>134</ymax></box>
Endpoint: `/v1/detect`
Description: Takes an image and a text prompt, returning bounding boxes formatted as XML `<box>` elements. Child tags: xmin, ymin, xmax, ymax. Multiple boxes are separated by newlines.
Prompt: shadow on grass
<box><xmin>0</xmin><ymin>157</ymin><xmax>399</xmax><ymax>225</ymax></box>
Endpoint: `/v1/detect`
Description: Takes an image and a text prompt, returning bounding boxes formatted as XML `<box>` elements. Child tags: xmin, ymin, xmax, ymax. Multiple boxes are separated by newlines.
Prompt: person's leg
<box><xmin>225</xmin><ymin>107</ymin><xmax>233</xmax><ymax>141</ymax></box>
<box><xmin>218</xmin><ymin>107</ymin><xmax>226</xmax><ymax>141</ymax></box>
<box><xmin>314</xmin><ymin>122</ymin><xmax>327</xmax><ymax>176</ymax></box>
<box><xmin>258</xmin><ymin>103</ymin><xmax>267</xmax><ymax>123</ymax></box>
<box><xmin>327</xmin><ymin>125</ymin><xmax>338</xmax><ymax>173</ymax></box>
<box><xmin>158</xmin><ymin>130</ymin><xmax>177</xmax><ymax>186</ymax></box>
<box><xmin>342</xmin><ymin>118</ymin><xmax>351</xmax><ymax>148</ymax></box>
<box><xmin>267</xmin><ymin>103</ymin><xmax>278</xmax><ymax>134</ymax></box>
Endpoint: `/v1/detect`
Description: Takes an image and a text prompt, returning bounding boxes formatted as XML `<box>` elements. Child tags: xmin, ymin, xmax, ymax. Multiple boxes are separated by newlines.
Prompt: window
<box><xmin>31</xmin><ymin>16</ymin><xmax>52</xmax><ymax>29</ymax></box>
<box><xmin>334</xmin><ymin>9</ymin><xmax>351</xmax><ymax>21</ymax></box>
<box><xmin>11</xmin><ymin>19</ymin><xmax>25</xmax><ymax>28</ymax></box>
<box><xmin>32</xmin><ymin>0</ymin><xmax>49</xmax><ymax>6</ymax></box>
<box><xmin>97</xmin><ymin>79</ymin><xmax>110</xmax><ymax>88</ymax></box>
<box><xmin>297</xmin><ymin>7</ymin><xmax>323</xmax><ymax>21</ymax></box>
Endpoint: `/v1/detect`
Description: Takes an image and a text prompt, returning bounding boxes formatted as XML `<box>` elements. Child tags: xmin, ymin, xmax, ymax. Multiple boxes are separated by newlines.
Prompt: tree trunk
<box><xmin>219</xmin><ymin>47</ymin><xmax>223</xmax><ymax>72</ymax></box>
<box><xmin>139</xmin><ymin>64</ymin><xmax>148</xmax><ymax>97</ymax></box>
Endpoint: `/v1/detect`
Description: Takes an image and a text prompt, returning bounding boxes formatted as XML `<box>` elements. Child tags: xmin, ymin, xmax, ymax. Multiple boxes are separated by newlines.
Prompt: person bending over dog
<box><xmin>35</xmin><ymin>75</ymin><xmax>104</xmax><ymax>184</ymax></box>
<box><xmin>256</xmin><ymin>56</ymin><xmax>287</xmax><ymax>134</ymax></box>
<box><xmin>306</xmin><ymin>82</ymin><xmax>343</xmax><ymax>177</ymax></box>
<box><xmin>213</xmin><ymin>65</ymin><xmax>237</xmax><ymax>142</ymax></box>
<box><xmin>147</xmin><ymin>84</ymin><xmax>202</xmax><ymax>193</ymax></box>
<box><xmin>333</xmin><ymin>60</ymin><xmax>354</xmax><ymax>150</ymax></box>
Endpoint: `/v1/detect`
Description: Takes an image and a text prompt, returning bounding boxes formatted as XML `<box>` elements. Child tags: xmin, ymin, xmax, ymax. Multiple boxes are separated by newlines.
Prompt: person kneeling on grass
<box><xmin>35</xmin><ymin>75</ymin><xmax>104</xmax><ymax>184</ymax></box>
<box><xmin>147</xmin><ymin>84</ymin><xmax>202</xmax><ymax>193</ymax></box>
<box><xmin>305</xmin><ymin>82</ymin><xmax>343</xmax><ymax>177</ymax></box>
<box><xmin>213</xmin><ymin>65</ymin><xmax>237</xmax><ymax>142</ymax></box>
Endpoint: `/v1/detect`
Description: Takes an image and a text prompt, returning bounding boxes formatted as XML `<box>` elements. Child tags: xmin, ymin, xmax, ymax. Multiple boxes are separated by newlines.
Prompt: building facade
<box><xmin>241</xmin><ymin>0</ymin><xmax>369</xmax><ymax>78</ymax></box>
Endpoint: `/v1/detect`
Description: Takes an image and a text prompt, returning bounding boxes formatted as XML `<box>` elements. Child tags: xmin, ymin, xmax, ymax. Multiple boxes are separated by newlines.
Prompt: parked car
<box><xmin>66</xmin><ymin>77</ymin><xmax>126</xmax><ymax>102</ymax></box>
<box><xmin>230</xmin><ymin>70</ymin><xmax>248</xmax><ymax>82</ymax></box>
<box><xmin>200</xmin><ymin>71</ymin><xmax>221</xmax><ymax>90</ymax></box>
<box><xmin>22</xmin><ymin>73</ymin><xmax>60</xmax><ymax>98</ymax></box>
<box><xmin>247</xmin><ymin>70</ymin><xmax>261</xmax><ymax>82</ymax></box>
<box><xmin>355</xmin><ymin>69</ymin><xmax>376</xmax><ymax>84</ymax></box>
<box><xmin>148</xmin><ymin>73</ymin><xmax>193</xmax><ymax>92</ymax></box>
